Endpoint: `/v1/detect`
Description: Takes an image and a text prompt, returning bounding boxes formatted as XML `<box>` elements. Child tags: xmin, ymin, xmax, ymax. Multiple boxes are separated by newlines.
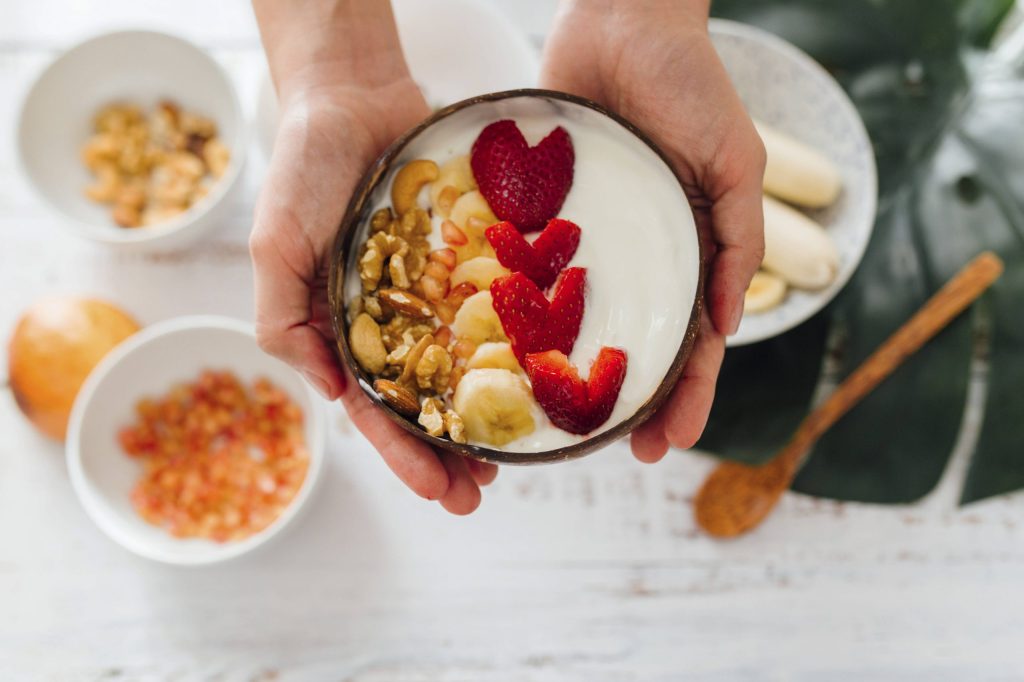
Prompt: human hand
<box><xmin>541</xmin><ymin>0</ymin><xmax>766</xmax><ymax>461</ymax></box>
<box><xmin>250</xmin><ymin>0</ymin><xmax>497</xmax><ymax>513</ymax></box>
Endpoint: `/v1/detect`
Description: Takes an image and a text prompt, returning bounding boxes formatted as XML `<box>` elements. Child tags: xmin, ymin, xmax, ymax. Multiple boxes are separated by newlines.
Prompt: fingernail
<box><xmin>302</xmin><ymin>370</ymin><xmax>331</xmax><ymax>400</ymax></box>
<box><xmin>727</xmin><ymin>299</ymin><xmax>743</xmax><ymax>335</ymax></box>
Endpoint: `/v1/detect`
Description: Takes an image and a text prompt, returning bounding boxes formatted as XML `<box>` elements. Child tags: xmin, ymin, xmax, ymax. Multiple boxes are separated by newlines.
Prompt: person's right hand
<box><xmin>250</xmin><ymin>0</ymin><xmax>498</xmax><ymax>514</ymax></box>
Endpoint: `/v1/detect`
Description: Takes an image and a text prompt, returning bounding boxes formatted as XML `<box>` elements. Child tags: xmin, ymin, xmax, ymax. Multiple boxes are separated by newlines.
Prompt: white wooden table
<box><xmin>2</xmin><ymin>2</ymin><xmax>1024</xmax><ymax>680</ymax></box>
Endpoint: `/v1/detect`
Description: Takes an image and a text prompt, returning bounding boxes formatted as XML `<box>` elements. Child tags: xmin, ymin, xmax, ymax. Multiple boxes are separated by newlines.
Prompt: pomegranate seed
<box><xmin>442</xmin><ymin>220</ymin><xmax>468</xmax><ymax>245</ymax></box>
<box><xmin>434</xmin><ymin>326</ymin><xmax>453</xmax><ymax>348</ymax></box>
<box><xmin>429</xmin><ymin>248</ymin><xmax>457</xmax><ymax>270</ymax></box>
<box><xmin>446</xmin><ymin>281</ymin><xmax>478</xmax><ymax>308</ymax></box>
<box><xmin>435</xmin><ymin>301</ymin><xmax>457</xmax><ymax>325</ymax></box>
<box><xmin>453</xmin><ymin>339</ymin><xmax>477</xmax><ymax>360</ymax></box>
<box><xmin>423</xmin><ymin>261</ymin><xmax>450</xmax><ymax>282</ymax></box>
<box><xmin>437</xmin><ymin>185</ymin><xmax>459</xmax><ymax>214</ymax></box>
<box><xmin>421</xmin><ymin>275</ymin><xmax>449</xmax><ymax>303</ymax></box>
<box><xmin>449</xmin><ymin>366</ymin><xmax>465</xmax><ymax>390</ymax></box>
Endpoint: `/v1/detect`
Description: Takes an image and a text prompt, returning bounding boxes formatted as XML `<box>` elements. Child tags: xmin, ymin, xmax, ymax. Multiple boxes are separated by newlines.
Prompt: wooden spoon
<box><xmin>695</xmin><ymin>251</ymin><xmax>1004</xmax><ymax>538</ymax></box>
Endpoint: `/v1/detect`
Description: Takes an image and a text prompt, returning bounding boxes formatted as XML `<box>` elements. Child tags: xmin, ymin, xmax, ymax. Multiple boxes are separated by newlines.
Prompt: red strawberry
<box><xmin>524</xmin><ymin>347</ymin><xmax>628</xmax><ymax>435</ymax></box>
<box><xmin>485</xmin><ymin>219</ymin><xmax>581</xmax><ymax>289</ymax></box>
<box><xmin>471</xmin><ymin>120</ymin><xmax>574</xmax><ymax>232</ymax></box>
<box><xmin>490</xmin><ymin>267</ymin><xmax>586</xmax><ymax>363</ymax></box>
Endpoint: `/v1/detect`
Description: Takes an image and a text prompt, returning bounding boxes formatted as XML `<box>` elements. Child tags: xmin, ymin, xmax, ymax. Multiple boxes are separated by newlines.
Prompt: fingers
<box><xmin>466</xmin><ymin>459</ymin><xmax>499</xmax><ymax>487</ymax></box>
<box><xmin>339</xmin><ymin>370</ymin><xmax>450</xmax><ymax>502</ymax></box>
<box><xmin>438</xmin><ymin>452</ymin><xmax>483</xmax><ymax>515</ymax></box>
<box><xmin>250</xmin><ymin>228</ymin><xmax>345</xmax><ymax>400</ymax></box>
<box><xmin>338</xmin><ymin>366</ymin><xmax>494</xmax><ymax>514</ymax></box>
<box><xmin>703</xmin><ymin>125</ymin><xmax>766</xmax><ymax>336</ymax></box>
<box><xmin>631</xmin><ymin>408</ymin><xmax>670</xmax><ymax>463</ymax></box>
<box><xmin>631</xmin><ymin>314</ymin><xmax>725</xmax><ymax>461</ymax></box>
<box><xmin>662</xmin><ymin>315</ymin><xmax>725</xmax><ymax>449</ymax></box>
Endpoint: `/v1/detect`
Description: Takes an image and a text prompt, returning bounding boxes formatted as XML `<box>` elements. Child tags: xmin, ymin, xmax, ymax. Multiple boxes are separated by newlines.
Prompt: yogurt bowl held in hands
<box><xmin>329</xmin><ymin>90</ymin><xmax>704</xmax><ymax>464</ymax></box>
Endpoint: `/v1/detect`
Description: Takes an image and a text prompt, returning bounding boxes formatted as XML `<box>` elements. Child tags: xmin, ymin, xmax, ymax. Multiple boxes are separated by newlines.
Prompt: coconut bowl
<box><xmin>328</xmin><ymin>89</ymin><xmax>704</xmax><ymax>464</ymax></box>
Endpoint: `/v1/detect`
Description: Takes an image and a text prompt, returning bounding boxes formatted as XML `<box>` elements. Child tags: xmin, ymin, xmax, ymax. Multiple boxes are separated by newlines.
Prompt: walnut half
<box><xmin>417</xmin><ymin>398</ymin><xmax>467</xmax><ymax>443</ymax></box>
<box><xmin>415</xmin><ymin>344</ymin><xmax>452</xmax><ymax>393</ymax></box>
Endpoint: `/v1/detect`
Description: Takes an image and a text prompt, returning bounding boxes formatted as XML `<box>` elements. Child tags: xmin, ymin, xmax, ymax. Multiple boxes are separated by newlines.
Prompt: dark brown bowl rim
<box><xmin>328</xmin><ymin>88</ymin><xmax>705</xmax><ymax>465</ymax></box>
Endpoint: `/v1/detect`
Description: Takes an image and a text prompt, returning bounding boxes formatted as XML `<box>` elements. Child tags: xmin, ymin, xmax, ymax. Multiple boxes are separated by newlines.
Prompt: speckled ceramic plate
<box><xmin>709</xmin><ymin>19</ymin><xmax>878</xmax><ymax>347</ymax></box>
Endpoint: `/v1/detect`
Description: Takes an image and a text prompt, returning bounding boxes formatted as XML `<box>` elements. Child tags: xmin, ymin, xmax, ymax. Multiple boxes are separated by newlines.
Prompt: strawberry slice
<box><xmin>471</xmin><ymin>120</ymin><xmax>574</xmax><ymax>232</ymax></box>
<box><xmin>524</xmin><ymin>347</ymin><xmax>628</xmax><ymax>435</ymax></box>
<box><xmin>485</xmin><ymin>219</ymin><xmax>581</xmax><ymax>290</ymax></box>
<box><xmin>490</xmin><ymin>267</ymin><xmax>586</xmax><ymax>364</ymax></box>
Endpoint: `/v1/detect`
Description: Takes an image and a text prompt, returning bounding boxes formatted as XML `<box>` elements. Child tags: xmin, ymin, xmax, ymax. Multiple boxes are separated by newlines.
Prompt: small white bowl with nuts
<box><xmin>17</xmin><ymin>29</ymin><xmax>246</xmax><ymax>251</ymax></box>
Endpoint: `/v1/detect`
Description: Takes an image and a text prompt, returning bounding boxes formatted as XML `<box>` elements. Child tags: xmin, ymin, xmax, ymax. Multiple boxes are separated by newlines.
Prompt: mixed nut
<box><xmin>80</xmin><ymin>100</ymin><xmax>230</xmax><ymax>228</ymax></box>
<box><xmin>348</xmin><ymin>148</ymin><xmax>541</xmax><ymax>447</ymax></box>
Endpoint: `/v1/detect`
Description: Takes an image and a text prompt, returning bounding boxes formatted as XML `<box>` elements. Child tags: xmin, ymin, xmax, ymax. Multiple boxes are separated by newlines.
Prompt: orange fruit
<box><xmin>8</xmin><ymin>297</ymin><xmax>140</xmax><ymax>441</ymax></box>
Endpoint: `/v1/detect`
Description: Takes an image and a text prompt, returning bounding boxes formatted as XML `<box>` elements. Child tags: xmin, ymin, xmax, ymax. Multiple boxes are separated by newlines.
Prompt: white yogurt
<box><xmin>352</xmin><ymin>95</ymin><xmax>700</xmax><ymax>452</ymax></box>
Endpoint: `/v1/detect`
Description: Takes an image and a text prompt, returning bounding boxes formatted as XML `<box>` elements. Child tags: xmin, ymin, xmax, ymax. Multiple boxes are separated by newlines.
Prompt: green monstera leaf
<box><xmin>700</xmin><ymin>0</ymin><xmax>1023</xmax><ymax>504</ymax></box>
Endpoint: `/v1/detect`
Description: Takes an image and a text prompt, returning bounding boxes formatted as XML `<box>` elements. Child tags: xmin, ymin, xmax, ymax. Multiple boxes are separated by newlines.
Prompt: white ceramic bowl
<box><xmin>66</xmin><ymin>317</ymin><xmax>325</xmax><ymax>565</ymax></box>
<box><xmin>17</xmin><ymin>30</ymin><xmax>247</xmax><ymax>251</ymax></box>
<box><xmin>254</xmin><ymin>0</ymin><xmax>540</xmax><ymax>159</ymax></box>
<box><xmin>709</xmin><ymin>19</ymin><xmax>878</xmax><ymax>346</ymax></box>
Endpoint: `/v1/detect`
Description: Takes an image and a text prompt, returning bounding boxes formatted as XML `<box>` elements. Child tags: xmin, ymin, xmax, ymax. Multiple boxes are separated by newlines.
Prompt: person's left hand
<box><xmin>250</xmin><ymin>59</ymin><xmax>498</xmax><ymax>515</ymax></box>
<box><xmin>540</xmin><ymin>0</ymin><xmax>766</xmax><ymax>461</ymax></box>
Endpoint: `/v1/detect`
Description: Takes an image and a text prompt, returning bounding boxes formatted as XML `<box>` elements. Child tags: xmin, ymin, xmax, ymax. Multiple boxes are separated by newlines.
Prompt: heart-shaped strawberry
<box><xmin>471</xmin><ymin>120</ymin><xmax>574</xmax><ymax>233</ymax></box>
<box><xmin>485</xmin><ymin>219</ymin><xmax>581</xmax><ymax>290</ymax></box>
<box><xmin>524</xmin><ymin>347</ymin><xmax>628</xmax><ymax>435</ymax></box>
<box><xmin>490</xmin><ymin>267</ymin><xmax>586</xmax><ymax>364</ymax></box>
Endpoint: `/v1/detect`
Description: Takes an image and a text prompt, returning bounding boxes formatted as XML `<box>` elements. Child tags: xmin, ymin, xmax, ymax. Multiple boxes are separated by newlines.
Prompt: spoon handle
<box><xmin>779</xmin><ymin>251</ymin><xmax>1004</xmax><ymax>465</ymax></box>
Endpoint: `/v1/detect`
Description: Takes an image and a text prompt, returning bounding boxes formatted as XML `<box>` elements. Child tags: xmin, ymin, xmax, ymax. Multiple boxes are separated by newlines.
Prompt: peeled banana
<box><xmin>762</xmin><ymin>195</ymin><xmax>839</xmax><ymax>291</ymax></box>
<box><xmin>453</xmin><ymin>368</ymin><xmax>536</xmax><ymax>446</ymax></box>
<box><xmin>452</xmin><ymin>291</ymin><xmax>508</xmax><ymax>344</ymax></box>
<box><xmin>756</xmin><ymin>119</ymin><xmax>842</xmax><ymax>208</ymax></box>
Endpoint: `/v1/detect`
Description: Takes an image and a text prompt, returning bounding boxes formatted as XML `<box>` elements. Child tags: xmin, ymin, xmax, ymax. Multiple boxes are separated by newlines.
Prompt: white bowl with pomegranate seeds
<box><xmin>330</xmin><ymin>90</ymin><xmax>703</xmax><ymax>463</ymax></box>
<box><xmin>17</xmin><ymin>30</ymin><xmax>246</xmax><ymax>251</ymax></box>
<box><xmin>66</xmin><ymin>316</ymin><xmax>325</xmax><ymax>565</ymax></box>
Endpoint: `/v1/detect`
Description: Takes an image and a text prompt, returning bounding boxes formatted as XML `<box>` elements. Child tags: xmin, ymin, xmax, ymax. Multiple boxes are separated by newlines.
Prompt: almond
<box><xmin>373</xmin><ymin>379</ymin><xmax>419</xmax><ymax>416</ymax></box>
<box><xmin>378</xmin><ymin>288</ymin><xmax>434</xmax><ymax>319</ymax></box>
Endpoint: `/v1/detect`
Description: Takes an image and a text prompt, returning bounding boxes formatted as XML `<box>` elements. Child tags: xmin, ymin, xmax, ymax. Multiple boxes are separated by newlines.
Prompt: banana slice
<box><xmin>429</xmin><ymin>155</ymin><xmax>477</xmax><ymax>217</ymax></box>
<box><xmin>450</xmin><ymin>190</ymin><xmax>496</xmax><ymax>229</ymax></box>
<box><xmin>453</xmin><ymin>368</ymin><xmax>536</xmax><ymax>446</ymax></box>
<box><xmin>466</xmin><ymin>342</ymin><xmax>521</xmax><ymax>372</ymax></box>
<box><xmin>451</xmin><ymin>291</ymin><xmax>508</xmax><ymax>345</ymax></box>
<box><xmin>756</xmin><ymin>120</ymin><xmax>842</xmax><ymax>208</ymax></box>
<box><xmin>744</xmin><ymin>271</ymin><xmax>788</xmax><ymax>314</ymax></box>
<box><xmin>450</xmin><ymin>257</ymin><xmax>510</xmax><ymax>291</ymax></box>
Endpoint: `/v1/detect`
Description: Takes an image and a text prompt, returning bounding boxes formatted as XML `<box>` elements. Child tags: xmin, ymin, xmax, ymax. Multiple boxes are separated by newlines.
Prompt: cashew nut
<box><xmin>349</xmin><ymin>313</ymin><xmax>388</xmax><ymax>374</ymax></box>
<box><xmin>391</xmin><ymin>159</ymin><xmax>439</xmax><ymax>215</ymax></box>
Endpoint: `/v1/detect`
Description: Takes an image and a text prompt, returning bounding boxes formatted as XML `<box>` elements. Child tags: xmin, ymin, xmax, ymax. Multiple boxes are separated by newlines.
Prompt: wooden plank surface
<box><xmin>2</xmin><ymin>2</ymin><xmax>1023</xmax><ymax>680</ymax></box>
